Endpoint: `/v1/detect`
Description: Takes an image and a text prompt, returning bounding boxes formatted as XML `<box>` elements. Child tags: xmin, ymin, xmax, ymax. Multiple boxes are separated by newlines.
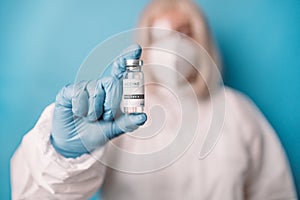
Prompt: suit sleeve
<box><xmin>10</xmin><ymin>104</ymin><xmax>106</xmax><ymax>200</ymax></box>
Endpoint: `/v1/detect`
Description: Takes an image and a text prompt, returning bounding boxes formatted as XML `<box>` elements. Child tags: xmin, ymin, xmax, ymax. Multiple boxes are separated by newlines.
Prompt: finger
<box><xmin>111</xmin><ymin>44</ymin><xmax>142</xmax><ymax>79</ymax></box>
<box><xmin>108</xmin><ymin>113</ymin><xmax>147</xmax><ymax>139</ymax></box>
<box><xmin>71</xmin><ymin>81</ymin><xmax>89</xmax><ymax>117</ymax></box>
<box><xmin>55</xmin><ymin>81</ymin><xmax>89</xmax><ymax>118</ymax></box>
<box><xmin>53</xmin><ymin>84</ymin><xmax>77</xmax><ymax>139</ymax></box>
<box><xmin>55</xmin><ymin>84</ymin><xmax>74</xmax><ymax>108</ymax></box>
<box><xmin>100</xmin><ymin>44</ymin><xmax>142</xmax><ymax>121</ymax></box>
<box><xmin>85</xmin><ymin>80</ymin><xmax>105</xmax><ymax>121</ymax></box>
<box><xmin>101</xmin><ymin>76</ymin><xmax>122</xmax><ymax>121</ymax></box>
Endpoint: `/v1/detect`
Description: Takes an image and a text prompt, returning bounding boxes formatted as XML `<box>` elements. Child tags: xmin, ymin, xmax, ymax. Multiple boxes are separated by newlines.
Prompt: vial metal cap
<box><xmin>125</xmin><ymin>59</ymin><xmax>143</xmax><ymax>67</ymax></box>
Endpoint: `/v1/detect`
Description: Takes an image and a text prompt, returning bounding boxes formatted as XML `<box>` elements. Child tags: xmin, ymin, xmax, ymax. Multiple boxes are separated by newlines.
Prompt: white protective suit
<box><xmin>10</xmin><ymin>1</ymin><xmax>297</xmax><ymax>198</ymax></box>
<box><xmin>11</xmin><ymin>85</ymin><xmax>297</xmax><ymax>200</ymax></box>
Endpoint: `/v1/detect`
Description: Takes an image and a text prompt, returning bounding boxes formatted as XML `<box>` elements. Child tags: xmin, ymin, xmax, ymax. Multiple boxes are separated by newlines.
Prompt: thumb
<box><xmin>109</xmin><ymin>113</ymin><xmax>147</xmax><ymax>139</ymax></box>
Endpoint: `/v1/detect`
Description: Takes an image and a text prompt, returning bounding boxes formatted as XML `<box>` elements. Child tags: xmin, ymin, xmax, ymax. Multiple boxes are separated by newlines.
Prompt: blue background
<box><xmin>0</xmin><ymin>0</ymin><xmax>299</xmax><ymax>199</ymax></box>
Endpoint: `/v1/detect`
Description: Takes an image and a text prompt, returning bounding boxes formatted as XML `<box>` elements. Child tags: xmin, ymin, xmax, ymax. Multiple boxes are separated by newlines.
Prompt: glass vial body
<box><xmin>123</xmin><ymin>59</ymin><xmax>144</xmax><ymax>113</ymax></box>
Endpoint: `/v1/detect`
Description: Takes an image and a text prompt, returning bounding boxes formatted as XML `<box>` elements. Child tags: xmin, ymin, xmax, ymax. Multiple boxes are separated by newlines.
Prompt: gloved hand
<box><xmin>50</xmin><ymin>44</ymin><xmax>147</xmax><ymax>158</ymax></box>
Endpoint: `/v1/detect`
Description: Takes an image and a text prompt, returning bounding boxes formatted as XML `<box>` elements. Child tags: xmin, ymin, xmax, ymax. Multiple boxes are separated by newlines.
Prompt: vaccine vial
<box><xmin>123</xmin><ymin>59</ymin><xmax>144</xmax><ymax>113</ymax></box>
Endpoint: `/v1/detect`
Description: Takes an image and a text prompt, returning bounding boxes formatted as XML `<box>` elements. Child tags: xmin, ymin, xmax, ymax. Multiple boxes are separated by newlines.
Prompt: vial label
<box><xmin>123</xmin><ymin>79</ymin><xmax>144</xmax><ymax>108</ymax></box>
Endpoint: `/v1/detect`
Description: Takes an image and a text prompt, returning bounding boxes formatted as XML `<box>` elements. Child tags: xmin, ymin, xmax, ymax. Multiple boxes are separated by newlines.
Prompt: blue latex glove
<box><xmin>51</xmin><ymin>44</ymin><xmax>147</xmax><ymax>158</ymax></box>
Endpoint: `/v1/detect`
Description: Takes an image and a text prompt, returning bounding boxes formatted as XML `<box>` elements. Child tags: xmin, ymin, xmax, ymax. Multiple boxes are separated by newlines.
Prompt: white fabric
<box><xmin>11</xmin><ymin>87</ymin><xmax>297</xmax><ymax>200</ymax></box>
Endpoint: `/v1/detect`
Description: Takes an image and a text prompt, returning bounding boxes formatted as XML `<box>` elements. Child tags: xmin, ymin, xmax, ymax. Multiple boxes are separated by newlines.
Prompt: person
<box><xmin>10</xmin><ymin>0</ymin><xmax>297</xmax><ymax>199</ymax></box>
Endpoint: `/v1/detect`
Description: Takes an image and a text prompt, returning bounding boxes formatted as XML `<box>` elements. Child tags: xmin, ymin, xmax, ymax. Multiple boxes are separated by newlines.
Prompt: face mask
<box><xmin>146</xmin><ymin>33</ymin><xmax>199</xmax><ymax>92</ymax></box>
